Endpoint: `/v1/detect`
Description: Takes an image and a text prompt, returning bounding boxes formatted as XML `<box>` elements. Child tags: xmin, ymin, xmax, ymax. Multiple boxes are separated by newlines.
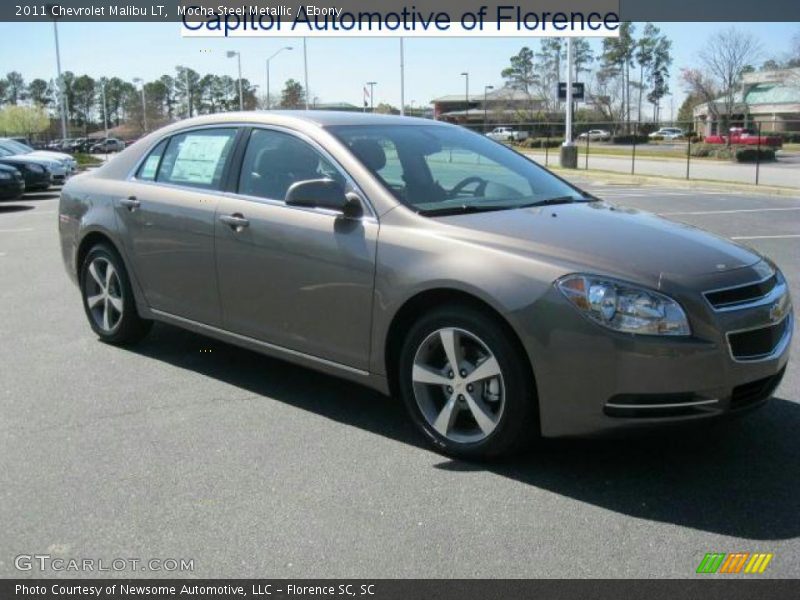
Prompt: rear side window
<box><xmin>136</xmin><ymin>139</ymin><xmax>168</xmax><ymax>181</ymax></box>
<box><xmin>156</xmin><ymin>128</ymin><xmax>237</xmax><ymax>190</ymax></box>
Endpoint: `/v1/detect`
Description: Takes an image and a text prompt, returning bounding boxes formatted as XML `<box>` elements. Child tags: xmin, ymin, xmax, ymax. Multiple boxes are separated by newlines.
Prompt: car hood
<box><xmin>1</xmin><ymin>153</ymin><xmax>60</xmax><ymax>169</ymax></box>
<box><xmin>29</xmin><ymin>150</ymin><xmax>73</xmax><ymax>163</ymax></box>
<box><xmin>437</xmin><ymin>201</ymin><xmax>761</xmax><ymax>286</ymax></box>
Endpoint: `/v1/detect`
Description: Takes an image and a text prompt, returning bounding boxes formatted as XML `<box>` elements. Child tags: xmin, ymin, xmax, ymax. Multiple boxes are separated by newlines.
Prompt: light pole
<box><xmin>226</xmin><ymin>51</ymin><xmax>244</xmax><ymax>111</ymax></box>
<box><xmin>483</xmin><ymin>85</ymin><xmax>493</xmax><ymax>131</ymax></box>
<box><xmin>303</xmin><ymin>38</ymin><xmax>309</xmax><ymax>110</ymax></box>
<box><xmin>399</xmin><ymin>37</ymin><xmax>405</xmax><ymax>116</ymax></box>
<box><xmin>266</xmin><ymin>46</ymin><xmax>292</xmax><ymax>110</ymax></box>
<box><xmin>51</xmin><ymin>19</ymin><xmax>68</xmax><ymax>139</ymax></box>
<box><xmin>132</xmin><ymin>77</ymin><xmax>147</xmax><ymax>133</ymax></box>
<box><xmin>366</xmin><ymin>81</ymin><xmax>377</xmax><ymax>112</ymax></box>
<box><xmin>461</xmin><ymin>72</ymin><xmax>469</xmax><ymax>125</ymax></box>
<box><xmin>100</xmin><ymin>79</ymin><xmax>108</xmax><ymax>138</ymax></box>
<box><xmin>560</xmin><ymin>37</ymin><xmax>577</xmax><ymax>169</ymax></box>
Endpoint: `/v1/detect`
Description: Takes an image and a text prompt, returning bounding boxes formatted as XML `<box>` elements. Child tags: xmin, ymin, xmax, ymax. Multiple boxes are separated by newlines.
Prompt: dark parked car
<box><xmin>0</xmin><ymin>150</ymin><xmax>52</xmax><ymax>191</ymax></box>
<box><xmin>0</xmin><ymin>164</ymin><xmax>25</xmax><ymax>200</ymax></box>
<box><xmin>59</xmin><ymin>112</ymin><xmax>792</xmax><ymax>458</ymax></box>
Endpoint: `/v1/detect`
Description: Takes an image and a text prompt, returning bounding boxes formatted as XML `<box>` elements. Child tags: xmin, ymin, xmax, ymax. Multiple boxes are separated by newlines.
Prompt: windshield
<box><xmin>329</xmin><ymin>124</ymin><xmax>586</xmax><ymax>215</ymax></box>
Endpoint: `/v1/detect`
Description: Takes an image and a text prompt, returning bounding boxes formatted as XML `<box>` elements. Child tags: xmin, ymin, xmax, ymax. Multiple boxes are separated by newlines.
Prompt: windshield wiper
<box><xmin>417</xmin><ymin>204</ymin><xmax>516</xmax><ymax>217</ymax></box>
<box><xmin>520</xmin><ymin>196</ymin><xmax>583</xmax><ymax>208</ymax></box>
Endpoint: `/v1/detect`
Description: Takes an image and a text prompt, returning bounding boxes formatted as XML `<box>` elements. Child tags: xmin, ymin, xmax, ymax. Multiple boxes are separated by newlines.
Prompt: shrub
<box><xmin>735</xmin><ymin>147</ymin><xmax>776</xmax><ymax>162</ymax></box>
<box><xmin>649</xmin><ymin>135</ymin><xmax>664</xmax><ymax>141</ymax></box>
<box><xmin>609</xmin><ymin>134</ymin><xmax>649</xmax><ymax>145</ymax></box>
<box><xmin>519</xmin><ymin>137</ymin><xmax>564</xmax><ymax>149</ymax></box>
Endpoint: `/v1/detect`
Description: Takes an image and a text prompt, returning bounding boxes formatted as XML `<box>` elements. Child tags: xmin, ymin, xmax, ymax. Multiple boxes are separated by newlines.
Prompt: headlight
<box><xmin>0</xmin><ymin>171</ymin><xmax>11</xmax><ymax>180</ymax></box>
<box><xmin>26</xmin><ymin>163</ymin><xmax>45</xmax><ymax>173</ymax></box>
<box><xmin>557</xmin><ymin>274</ymin><xmax>691</xmax><ymax>336</ymax></box>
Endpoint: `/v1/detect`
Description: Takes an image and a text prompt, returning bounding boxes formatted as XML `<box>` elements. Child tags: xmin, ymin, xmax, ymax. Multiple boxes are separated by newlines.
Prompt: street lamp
<box><xmin>461</xmin><ymin>72</ymin><xmax>469</xmax><ymax>125</ymax></box>
<box><xmin>266</xmin><ymin>46</ymin><xmax>292</xmax><ymax>110</ymax></box>
<box><xmin>483</xmin><ymin>85</ymin><xmax>494</xmax><ymax>131</ymax></box>
<box><xmin>48</xmin><ymin>7</ymin><xmax>68</xmax><ymax>140</ymax></box>
<box><xmin>226</xmin><ymin>50</ymin><xmax>244</xmax><ymax>111</ymax></box>
<box><xmin>303</xmin><ymin>38</ymin><xmax>309</xmax><ymax>111</ymax></box>
<box><xmin>366</xmin><ymin>81</ymin><xmax>377</xmax><ymax>112</ymax></box>
<box><xmin>132</xmin><ymin>77</ymin><xmax>147</xmax><ymax>133</ymax></box>
<box><xmin>399</xmin><ymin>37</ymin><xmax>405</xmax><ymax>116</ymax></box>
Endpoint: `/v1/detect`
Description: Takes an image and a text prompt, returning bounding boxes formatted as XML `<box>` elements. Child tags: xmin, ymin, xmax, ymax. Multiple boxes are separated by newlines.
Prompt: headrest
<box><xmin>273</xmin><ymin>140</ymin><xmax>320</xmax><ymax>174</ymax></box>
<box><xmin>349</xmin><ymin>138</ymin><xmax>386</xmax><ymax>171</ymax></box>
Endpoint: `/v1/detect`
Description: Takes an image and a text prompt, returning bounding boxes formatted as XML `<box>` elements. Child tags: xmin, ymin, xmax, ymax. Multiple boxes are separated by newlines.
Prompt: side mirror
<box><xmin>285</xmin><ymin>179</ymin><xmax>363</xmax><ymax>219</ymax></box>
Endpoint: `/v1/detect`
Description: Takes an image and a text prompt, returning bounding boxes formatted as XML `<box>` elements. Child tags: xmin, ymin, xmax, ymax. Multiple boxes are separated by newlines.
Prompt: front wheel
<box><xmin>398</xmin><ymin>305</ymin><xmax>538</xmax><ymax>459</ymax></box>
<box><xmin>80</xmin><ymin>244</ymin><xmax>152</xmax><ymax>345</ymax></box>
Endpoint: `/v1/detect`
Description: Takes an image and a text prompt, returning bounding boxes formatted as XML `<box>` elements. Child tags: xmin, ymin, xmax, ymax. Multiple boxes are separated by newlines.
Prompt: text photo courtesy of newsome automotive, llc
<box><xmin>1</xmin><ymin>0</ymin><xmax>800</xmax><ymax>597</ymax></box>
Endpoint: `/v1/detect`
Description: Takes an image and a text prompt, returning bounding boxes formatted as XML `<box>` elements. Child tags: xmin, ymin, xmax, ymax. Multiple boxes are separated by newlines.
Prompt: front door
<box><xmin>214</xmin><ymin>128</ymin><xmax>378</xmax><ymax>370</ymax></box>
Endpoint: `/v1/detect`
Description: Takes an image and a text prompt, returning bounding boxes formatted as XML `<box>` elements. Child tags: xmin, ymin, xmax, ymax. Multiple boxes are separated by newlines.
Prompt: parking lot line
<box><xmin>660</xmin><ymin>207</ymin><xmax>800</xmax><ymax>216</ymax></box>
<box><xmin>0</xmin><ymin>228</ymin><xmax>34</xmax><ymax>233</ymax></box>
<box><xmin>731</xmin><ymin>234</ymin><xmax>800</xmax><ymax>240</ymax></box>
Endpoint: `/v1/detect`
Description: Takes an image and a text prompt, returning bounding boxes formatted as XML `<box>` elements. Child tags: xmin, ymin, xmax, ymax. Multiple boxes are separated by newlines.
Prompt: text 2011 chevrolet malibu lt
<box><xmin>58</xmin><ymin>112</ymin><xmax>793</xmax><ymax>458</ymax></box>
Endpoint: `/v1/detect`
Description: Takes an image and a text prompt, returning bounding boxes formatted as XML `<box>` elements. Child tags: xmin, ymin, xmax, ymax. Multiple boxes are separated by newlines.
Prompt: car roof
<box><xmin>157</xmin><ymin>110</ymin><xmax>445</xmax><ymax>130</ymax></box>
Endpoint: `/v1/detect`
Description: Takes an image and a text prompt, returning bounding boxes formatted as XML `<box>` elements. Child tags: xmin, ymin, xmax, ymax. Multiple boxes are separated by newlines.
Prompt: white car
<box><xmin>577</xmin><ymin>129</ymin><xmax>611</xmax><ymax>141</ymax></box>
<box><xmin>0</xmin><ymin>139</ymin><xmax>77</xmax><ymax>175</ymax></box>
<box><xmin>649</xmin><ymin>127</ymin><xmax>685</xmax><ymax>140</ymax></box>
<box><xmin>485</xmin><ymin>127</ymin><xmax>529</xmax><ymax>142</ymax></box>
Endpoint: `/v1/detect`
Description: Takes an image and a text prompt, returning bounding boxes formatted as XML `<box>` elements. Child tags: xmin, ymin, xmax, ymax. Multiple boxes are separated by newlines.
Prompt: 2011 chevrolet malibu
<box><xmin>58</xmin><ymin>112</ymin><xmax>793</xmax><ymax>458</ymax></box>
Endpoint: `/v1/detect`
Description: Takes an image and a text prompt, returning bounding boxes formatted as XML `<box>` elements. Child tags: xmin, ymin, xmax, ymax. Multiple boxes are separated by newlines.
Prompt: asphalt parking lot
<box><xmin>1</xmin><ymin>179</ymin><xmax>798</xmax><ymax>578</ymax></box>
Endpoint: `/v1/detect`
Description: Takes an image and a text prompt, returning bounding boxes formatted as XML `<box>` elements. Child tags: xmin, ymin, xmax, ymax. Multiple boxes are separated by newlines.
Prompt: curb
<box><xmin>539</xmin><ymin>165</ymin><xmax>800</xmax><ymax>197</ymax></box>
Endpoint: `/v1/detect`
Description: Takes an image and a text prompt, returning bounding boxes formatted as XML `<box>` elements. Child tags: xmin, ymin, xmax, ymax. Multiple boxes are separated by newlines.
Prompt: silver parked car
<box><xmin>58</xmin><ymin>112</ymin><xmax>792</xmax><ymax>458</ymax></box>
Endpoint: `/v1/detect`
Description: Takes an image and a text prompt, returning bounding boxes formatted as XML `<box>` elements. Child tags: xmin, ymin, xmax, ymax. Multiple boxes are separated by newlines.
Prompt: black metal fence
<box><xmin>464</xmin><ymin>120</ymin><xmax>800</xmax><ymax>189</ymax></box>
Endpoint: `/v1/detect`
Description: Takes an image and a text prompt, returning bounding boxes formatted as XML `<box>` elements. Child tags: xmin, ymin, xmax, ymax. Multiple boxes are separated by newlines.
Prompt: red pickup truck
<box><xmin>704</xmin><ymin>127</ymin><xmax>783</xmax><ymax>147</ymax></box>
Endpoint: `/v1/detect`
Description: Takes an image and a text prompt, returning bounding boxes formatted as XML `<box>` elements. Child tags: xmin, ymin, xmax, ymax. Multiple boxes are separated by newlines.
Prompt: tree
<box><xmin>537</xmin><ymin>38</ymin><xmax>566</xmax><ymax>110</ymax></box>
<box><xmin>501</xmin><ymin>47</ymin><xmax>538</xmax><ymax>94</ymax></box>
<box><xmin>572</xmin><ymin>38</ymin><xmax>594</xmax><ymax>83</ymax></box>
<box><xmin>374</xmin><ymin>102</ymin><xmax>398</xmax><ymax>115</ymax></box>
<box><xmin>4</xmin><ymin>71</ymin><xmax>26</xmax><ymax>105</ymax></box>
<box><xmin>677</xmin><ymin>92</ymin><xmax>703</xmax><ymax>127</ymax></box>
<box><xmin>280</xmin><ymin>79</ymin><xmax>305</xmax><ymax>109</ymax></box>
<box><xmin>27</xmin><ymin>79</ymin><xmax>52</xmax><ymax>107</ymax></box>
<box><xmin>647</xmin><ymin>33</ymin><xmax>673</xmax><ymax>122</ymax></box>
<box><xmin>602</xmin><ymin>22</ymin><xmax>636</xmax><ymax>130</ymax></box>
<box><xmin>175</xmin><ymin>66</ymin><xmax>201</xmax><ymax>117</ymax></box>
<box><xmin>682</xmin><ymin>28</ymin><xmax>761</xmax><ymax>143</ymax></box>
<box><xmin>159</xmin><ymin>75</ymin><xmax>177</xmax><ymax>119</ymax></box>
<box><xmin>71</xmin><ymin>75</ymin><xmax>96</xmax><ymax>132</ymax></box>
<box><xmin>0</xmin><ymin>105</ymin><xmax>50</xmax><ymax>135</ymax></box>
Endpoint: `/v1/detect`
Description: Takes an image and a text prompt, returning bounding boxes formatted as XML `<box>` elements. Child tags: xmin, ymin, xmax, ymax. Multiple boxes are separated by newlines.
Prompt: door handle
<box><xmin>120</xmin><ymin>196</ymin><xmax>140</xmax><ymax>211</ymax></box>
<box><xmin>219</xmin><ymin>213</ymin><xmax>250</xmax><ymax>231</ymax></box>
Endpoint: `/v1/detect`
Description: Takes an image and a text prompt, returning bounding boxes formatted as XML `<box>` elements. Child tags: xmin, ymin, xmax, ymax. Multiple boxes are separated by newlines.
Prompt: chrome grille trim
<box><xmin>703</xmin><ymin>271</ymin><xmax>783</xmax><ymax>312</ymax></box>
<box><xmin>726</xmin><ymin>313</ymin><xmax>793</xmax><ymax>363</ymax></box>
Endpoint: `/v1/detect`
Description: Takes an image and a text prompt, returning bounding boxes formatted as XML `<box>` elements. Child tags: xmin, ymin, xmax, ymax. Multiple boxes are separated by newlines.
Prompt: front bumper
<box><xmin>523</xmin><ymin>265</ymin><xmax>793</xmax><ymax>438</ymax></box>
<box><xmin>0</xmin><ymin>179</ymin><xmax>25</xmax><ymax>199</ymax></box>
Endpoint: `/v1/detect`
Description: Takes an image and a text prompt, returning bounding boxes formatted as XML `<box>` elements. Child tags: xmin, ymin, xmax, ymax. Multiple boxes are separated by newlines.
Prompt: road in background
<box><xmin>0</xmin><ymin>181</ymin><xmax>798</xmax><ymax>578</ymax></box>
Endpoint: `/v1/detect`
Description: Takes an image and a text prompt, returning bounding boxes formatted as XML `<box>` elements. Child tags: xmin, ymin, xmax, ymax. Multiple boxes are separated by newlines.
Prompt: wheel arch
<box><xmin>76</xmin><ymin>228</ymin><xmax>148</xmax><ymax>313</ymax></box>
<box><xmin>383</xmin><ymin>288</ymin><xmax>538</xmax><ymax>414</ymax></box>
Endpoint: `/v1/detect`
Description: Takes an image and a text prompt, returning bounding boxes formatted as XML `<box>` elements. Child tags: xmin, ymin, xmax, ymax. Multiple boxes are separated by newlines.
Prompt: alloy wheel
<box><xmin>84</xmin><ymin>257</ymin><xmax>124</xmax><ymax>333</ymax></box>
<box><xmin>411</xmin><ymin>327</ymin><xmax>505</xmax><ymax>444</ymax></box>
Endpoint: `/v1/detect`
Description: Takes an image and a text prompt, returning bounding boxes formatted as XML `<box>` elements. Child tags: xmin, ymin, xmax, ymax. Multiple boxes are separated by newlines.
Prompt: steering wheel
<box><xmin>449</xmin><ymin>176</ymin><xmax>488</xmax><ymax>198</ymax></box>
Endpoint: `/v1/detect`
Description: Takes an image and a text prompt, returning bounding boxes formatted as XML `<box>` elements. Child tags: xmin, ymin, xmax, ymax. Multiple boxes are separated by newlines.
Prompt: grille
<box><xmin>728</xmin><ymin>317</ymin><xmax>789</xmax><ymax>361</ymax></box>
<box><xmin>705</xmin><ymin>275</ymin><xmax>777</xmax><ymax>310</ymax></box>
<box><xmin>730</xmin><ymin>368</ymin><xmax>785</xmax><ymax>410</ymax></box>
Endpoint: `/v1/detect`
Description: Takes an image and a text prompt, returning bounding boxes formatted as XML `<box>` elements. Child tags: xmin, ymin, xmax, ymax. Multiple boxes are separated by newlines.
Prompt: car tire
<box><xmin>398</xmin><ymin>304</ymin><xmax>538</xmax><ymax>459</ymax></box>
<box><xmin>80</xmin><ymin>243</ymin><xmax>152</xmax><ymax>345</ymax></box>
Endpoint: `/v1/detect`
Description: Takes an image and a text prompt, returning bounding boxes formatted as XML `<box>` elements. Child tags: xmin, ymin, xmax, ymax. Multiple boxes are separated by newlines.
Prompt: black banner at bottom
<box><xmin>4</xmin><ymin>579</ymin><xmax>800</xmax><ymax>600</ymax></box>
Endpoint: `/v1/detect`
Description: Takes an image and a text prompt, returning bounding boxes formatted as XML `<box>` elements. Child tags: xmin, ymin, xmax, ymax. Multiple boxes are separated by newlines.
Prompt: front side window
<box><xmin>238</xmin><ymin>128</ymin><xmax>344</xmax><ymax>200</ymax></box>
<box><xmin>156</xmin><ymin>128</ymin><xmax>237</xmax><ymax>190</ymax></box>
<box><xmin>329</xmin><ymin>124</ymin><xmax>585</xmax><ymax>216</ymax></box>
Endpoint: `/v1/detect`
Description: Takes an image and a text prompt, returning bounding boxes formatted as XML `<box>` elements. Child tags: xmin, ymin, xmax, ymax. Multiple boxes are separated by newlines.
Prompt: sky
<box><xmin>0</xmin><ymin>21</ymin><xmax>798</xmax><ymax>115</ymax></box>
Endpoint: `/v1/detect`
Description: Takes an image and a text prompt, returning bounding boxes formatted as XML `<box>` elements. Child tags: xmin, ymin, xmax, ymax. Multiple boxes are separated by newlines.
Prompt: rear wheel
<box><xmin>80</xmin><ymin>244</ymin><xmax>152</xmax><ymax>345</ymax></box>
<box><xmin>398</xmin><ymin>305</ymin><xmax>537</xmax><ymax>459</ymax></box>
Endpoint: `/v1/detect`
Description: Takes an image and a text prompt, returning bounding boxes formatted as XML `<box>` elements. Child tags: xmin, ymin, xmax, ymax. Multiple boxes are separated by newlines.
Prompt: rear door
<box><xmin>116</xmin><ymin>127</ymin><xmax>239</xmax><ymax>326</ymax></box>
